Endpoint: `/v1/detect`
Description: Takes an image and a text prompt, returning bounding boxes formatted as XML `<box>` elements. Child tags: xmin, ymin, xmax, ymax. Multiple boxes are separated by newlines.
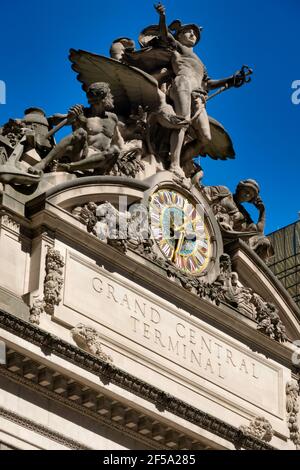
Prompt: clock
<box><xmin>149</xmin><ymin>188</ymin><xmax>212</xmax><ymax>275</ymax></box>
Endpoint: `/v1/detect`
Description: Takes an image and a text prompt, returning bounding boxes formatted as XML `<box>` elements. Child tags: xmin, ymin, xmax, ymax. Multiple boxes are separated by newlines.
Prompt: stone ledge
<box><xmin>0</xmin><ymin>308</ymin><xmax>275</xmax><ymax>450</ymax></box>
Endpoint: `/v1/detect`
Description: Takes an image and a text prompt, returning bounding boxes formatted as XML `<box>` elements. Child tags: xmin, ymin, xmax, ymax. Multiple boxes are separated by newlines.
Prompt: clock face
<box><xmin>149</xmin><ymin>189</ymin><xmax>211</xmax><ymax>275</ymax></box>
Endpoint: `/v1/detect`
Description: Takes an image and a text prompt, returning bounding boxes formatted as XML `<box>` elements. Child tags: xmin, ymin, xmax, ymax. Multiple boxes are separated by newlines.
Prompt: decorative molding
<box><xmin>0</xmin><ymin>214</ymin><xmax>20</xmax><ymax>235</ymax></box>
<box><xmin>71</xmin><ymin>324</ymin><xmax>113</xmax><ymax>362</ymax></box>
<box><xmin>70</xmin><ymin>205</ymin><xmax>288</xmax><ymax>344</ymax></box>
<box><xmin>0</xmin><ymin>405</ymin><xmax>90</xmax><ymax>450</ymax></box>
<box><xmin>214</xmin><ymin>254</ymin><xmax>287</xmax><ymax>343</ymax></box>
<box><xmin>239</xmin><ymin>417</ymin><xmax>273</xmax><ymax>443</ymax></box>
<box><xmin>286</xmin><ymin>381</ymin><xmax>300</xmax><ymax>449</ymax></box>
<box><xmin>0</xmin><ymin>309</ymin><xmax>275</xmax><ymax>450</ymax></box>
<box><xmin>252</xmin><ymin>294</ymin><xmax>287</xmax><ymax>343</ymax></box>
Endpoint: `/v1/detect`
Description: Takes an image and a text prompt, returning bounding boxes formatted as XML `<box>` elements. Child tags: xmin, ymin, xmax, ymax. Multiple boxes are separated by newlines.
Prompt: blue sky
<box><xmin>0</xmin><ymin>0</ymin><xmax>299</xmax><ymax>233</ymax></box>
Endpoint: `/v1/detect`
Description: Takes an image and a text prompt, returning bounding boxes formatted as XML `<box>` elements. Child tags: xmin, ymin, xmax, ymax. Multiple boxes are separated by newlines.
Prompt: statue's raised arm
<box><xmin>154</xmin><ymin>3</ymin><xmax>171</xmax><ymax>43</ymax></box>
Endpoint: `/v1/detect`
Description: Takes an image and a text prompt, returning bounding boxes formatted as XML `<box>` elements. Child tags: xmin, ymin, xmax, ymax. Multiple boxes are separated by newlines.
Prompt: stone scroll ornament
<box><xmin>29</xmin><ymin>247</ymin><xmax>65</xmax><ymax>324</ymax></box>
<box><xmin>0</xmin><ymin>3</ymin><xmax>252</xmax><ymax>187</ymax></box>
<box><xmin>71</xmin><ymin>324</ymin><xmax>113</xmax><ymax>363</ymax></box>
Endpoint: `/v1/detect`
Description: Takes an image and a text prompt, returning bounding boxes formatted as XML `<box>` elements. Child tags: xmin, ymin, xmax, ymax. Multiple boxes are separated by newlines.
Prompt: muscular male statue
<box><xmin>32</xmin><ymin>82</ymin><xmax>123</xmax><ymax>173</ymax></box>
<box><xmin>154</xmin><ymin>3</ymin><xmax>247</xmax><ymax>175</ymax></box>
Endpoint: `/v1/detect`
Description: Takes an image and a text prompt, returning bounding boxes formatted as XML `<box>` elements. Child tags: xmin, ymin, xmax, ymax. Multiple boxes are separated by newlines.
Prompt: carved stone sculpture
<box><xmin>29</xmin><ymin>298</ymin><xmax>44</xmax><ymax>325</ymax></box>
<box><xmin>252</xmin><ymin>294</ymin><xmax>287</xmax><ymax>343</ymax></box>
<box><xmin>44</xmin><ymin>247</ymin><xmax>65</xmax><ymax>315</ymax></box>
<box><xmin>286</xmin><ymin>381</ymin><xmax>300</xmax><ymax>448</ymax></box>
<box><xmin>71</xmin><ymin>323</ymin><xmax>113</xmax><ymax>362</ymax></box>
<box><xmin>72</xmin><ymin>201</ymin><xmax>131</xmax><ymax>253</ymax></box>
<box><xmin>213</xmin><ymin>254</ymin><xmax>256</xmax><ymax>318</ymax></box>
<box><xmin>204</xmin><ymin>179</ymin><xmax>274</xmax><ymax>262</ymax></box>
<box><xmin>30</xmin><ymin>83</ymin><xmax>122</xmax><ymax>175</ymax></box>
<box><xmin>239</xmin><ymin>416</ymin><xmax>273</xmax><ymax>443</ymax></box>
<box><xmin>212</xmin><ymin>254</ymin><xmax>287</xmax><ymax>341</ymax></box>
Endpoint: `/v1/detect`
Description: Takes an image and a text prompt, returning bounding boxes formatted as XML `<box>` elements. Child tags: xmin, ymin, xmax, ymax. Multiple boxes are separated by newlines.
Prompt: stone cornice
<box><xmin>0</xmin><ymin>406</ymin><xmax>90</xmax><ymax>450</ymax></box>
<box><xmin>0</xmin><ymin>309</ymin><xmax>275</xmax><ymax>450</ymax></box>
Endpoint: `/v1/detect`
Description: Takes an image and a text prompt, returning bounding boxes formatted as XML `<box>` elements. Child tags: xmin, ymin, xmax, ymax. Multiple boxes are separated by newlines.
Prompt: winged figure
<box><xmin>69</xmin><ymin>3</ymin><xmax>251</xmax><ymax>177</ymax></box>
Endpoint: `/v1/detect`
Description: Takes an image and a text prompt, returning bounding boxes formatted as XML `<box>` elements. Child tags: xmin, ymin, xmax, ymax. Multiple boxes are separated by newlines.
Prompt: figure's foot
<box><xmin>169</xmin><ymin>165</ymin><xmax>185</xmax><ymax>179</ymax></box>
<box><xmin>170</xmin><ymin>165</ymin><xmax>192</xmax><ymax>190</ymax></box>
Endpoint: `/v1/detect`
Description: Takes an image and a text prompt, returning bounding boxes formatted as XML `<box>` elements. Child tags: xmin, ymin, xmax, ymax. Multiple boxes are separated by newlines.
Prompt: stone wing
<box><xmin>202</xmin><ymin>117</ymin><xmax>235</xmax><ymax>160</ymax></box>
<box><xmin>69</xmin><ymin>49</ymin><xmax>161</xmax><ymax>116</ymax></box>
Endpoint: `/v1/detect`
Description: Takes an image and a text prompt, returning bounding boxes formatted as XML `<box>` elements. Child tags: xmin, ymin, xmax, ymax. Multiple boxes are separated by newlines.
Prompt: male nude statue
<box><xmin>32</xmin><ymin>82</ymin><xmax>123</xmax><ymax>173</ymax></box>
<box><xmin>154</xmin><ymin>3</ymin><xmax>245</xmax><ymax>175</ymax></box>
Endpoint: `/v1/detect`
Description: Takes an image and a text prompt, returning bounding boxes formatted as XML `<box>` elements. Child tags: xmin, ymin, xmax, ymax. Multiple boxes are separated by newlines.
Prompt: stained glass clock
<box><xmin>149</xmin><ymin>188</ymin><xmax>212</xmax><ymax>275</ymax></box>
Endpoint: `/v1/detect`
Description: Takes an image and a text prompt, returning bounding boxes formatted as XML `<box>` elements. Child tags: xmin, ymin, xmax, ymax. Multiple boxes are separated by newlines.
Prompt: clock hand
<box><xmin>172</xmin><ymin>231</ymin><xmax>185</xmax><ymax>262</ymax></box>
<box><xmin>175</xmin><ymin>216</ymin><xmax>202</xmax><ymax>233</ymax></box>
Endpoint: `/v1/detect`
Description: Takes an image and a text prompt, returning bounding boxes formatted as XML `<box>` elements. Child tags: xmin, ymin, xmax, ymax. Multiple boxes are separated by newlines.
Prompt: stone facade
<box><xmin>0</xmin><ymin>3</ymin><xmax>300</xmax><ymax>451</ymax></box>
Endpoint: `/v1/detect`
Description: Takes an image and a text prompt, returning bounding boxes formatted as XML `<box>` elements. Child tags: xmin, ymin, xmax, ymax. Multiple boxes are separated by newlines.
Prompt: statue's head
<box><xmin>169</xmin><ymin>20</ymin><xmax>202</xmax><ymax>47</ymax></box>
<box><xmin>86</xmin><ymin>82</ymin><xmax>114</xmax><ymax>110</ymax></box>
<box><xmin>235</xmin><ymin>179</ymin><xmax>260</xmax><ymax>203</ymax></box>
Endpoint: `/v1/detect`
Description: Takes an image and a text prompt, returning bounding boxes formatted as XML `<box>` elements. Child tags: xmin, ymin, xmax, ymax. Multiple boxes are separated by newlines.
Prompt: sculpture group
<box><xmin>0</xmin><ymin>3</ymin><xmax>271</xmax><ymax>260</ymax></box>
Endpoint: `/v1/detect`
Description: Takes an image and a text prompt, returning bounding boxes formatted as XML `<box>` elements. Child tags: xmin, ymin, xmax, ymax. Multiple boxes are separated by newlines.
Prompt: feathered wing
<box><xmin>202</xmin><ymin>117</ymin><xmax>235</xmax><ymax>160</ymax></box>
<box><xmin>69</xmin><ymin>49</ymin><xmax>161</xmax><ymax>116</ymax></box>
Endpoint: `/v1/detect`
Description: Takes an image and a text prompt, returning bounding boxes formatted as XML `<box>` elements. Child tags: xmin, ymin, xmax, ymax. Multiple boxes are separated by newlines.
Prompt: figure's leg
<box><xmin>169</xmin><ymin>76</ymin><xmax>192</xmax><ymax>174</ymax></box>
<box><xmin>193</xmin><ymin>107</ymin><xmax>212</xmax><ymax>141</ymax></box>
<box><xmin>32</xmin><ymin>129</ymin><xmax>87</xmax><ymax>172</ymax></box>
<box><xmin>60</xmin><ymin>146</ymin><xmax>120</xmax><ymax>173</ymax></box>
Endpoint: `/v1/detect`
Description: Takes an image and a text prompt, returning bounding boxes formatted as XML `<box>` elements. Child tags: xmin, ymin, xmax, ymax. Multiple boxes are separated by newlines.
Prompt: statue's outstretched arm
<box><xmin>207</xmin><ymin>76</ymin><xmax>235</xmax><ymax>91</ymax></box>
<box><xmin>154</xmin><ymin>3</ymin><xmax>176</xmax><ymax>46</ymax></box>
<box><xmin>207</xmin><ymin>66</ymin><xmax>253</xmax><ymax>91</ymax></box>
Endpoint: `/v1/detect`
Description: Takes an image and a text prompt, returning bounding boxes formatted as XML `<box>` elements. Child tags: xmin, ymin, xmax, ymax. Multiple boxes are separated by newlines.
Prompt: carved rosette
<box><xmin>239</xmin><ymin>416</ymin><xmax>273</xmax><ymax>443</ymax></box>
<box><xmin>286</xmin><ymin>381</ymin><xmax>300</xmax><ymax>448</ymax></box>
<box><xmin>71</xmin><ymin>323</ymin><xmax>113</xmax><ymax>363</ymax></box>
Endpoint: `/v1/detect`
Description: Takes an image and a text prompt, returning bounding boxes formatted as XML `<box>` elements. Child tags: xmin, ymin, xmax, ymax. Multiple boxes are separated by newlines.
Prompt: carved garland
<box><xmin>29</xmin><ymin>247</ymin><xmax>65</xmax><ymax>324</ymax></box>
<box><xmin>286</xmin><ymin>381</ymin><xmax>300</xmax><ymax>448</ymax></box>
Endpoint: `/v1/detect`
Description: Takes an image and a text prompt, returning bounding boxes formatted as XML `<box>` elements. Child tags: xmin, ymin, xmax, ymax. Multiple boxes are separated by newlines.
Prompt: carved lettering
<box><xmin>143</xmin><ymin>322</ymin><xmax>151</xmax><ymax>340</ymax></box>
<box><xmin>226</xmin><ymin>349</ymin><xmax>236</xmax><ymax>368</ymax></box>
<box><xmin>150</xmin><ymin>307</ymin><xmax>160</xmax><ymax>324</ymax></box>
<box><xmin>107</xmin><ymin>284</ymin><xmax>118</xmax><ymax>303</ymax></box>
<box><xmin>120</xmin><ymin>293</ymin><xmax>131</xmax><ymax>310</ymax></box>
<box><xmin>190</xmin><ymin>349</ymin><xmax>201</xmax><ymax>367</ymax></box>
<box><xmin>134</xmin><ymin>299</ymin><xmax>146</xmax><ymax>318</ymax></box>
<box><xmin>176</xmin><ymin>323</ymin><xmax>185</xmax><ymax>338</ymax></box>
<box><xmin>168</xmin><ymin>337</ymin><xmax>179</xmax><ymax>356</ymax></box>
<box><xmin>154</xmin><ymin>329</ymin><xmax>166</xmax><ymax>348</ymax></box>
<box><xmin>92</xmin><ymin>277</ymin><xmax>103</xmax><ymax>293</ymax></box>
